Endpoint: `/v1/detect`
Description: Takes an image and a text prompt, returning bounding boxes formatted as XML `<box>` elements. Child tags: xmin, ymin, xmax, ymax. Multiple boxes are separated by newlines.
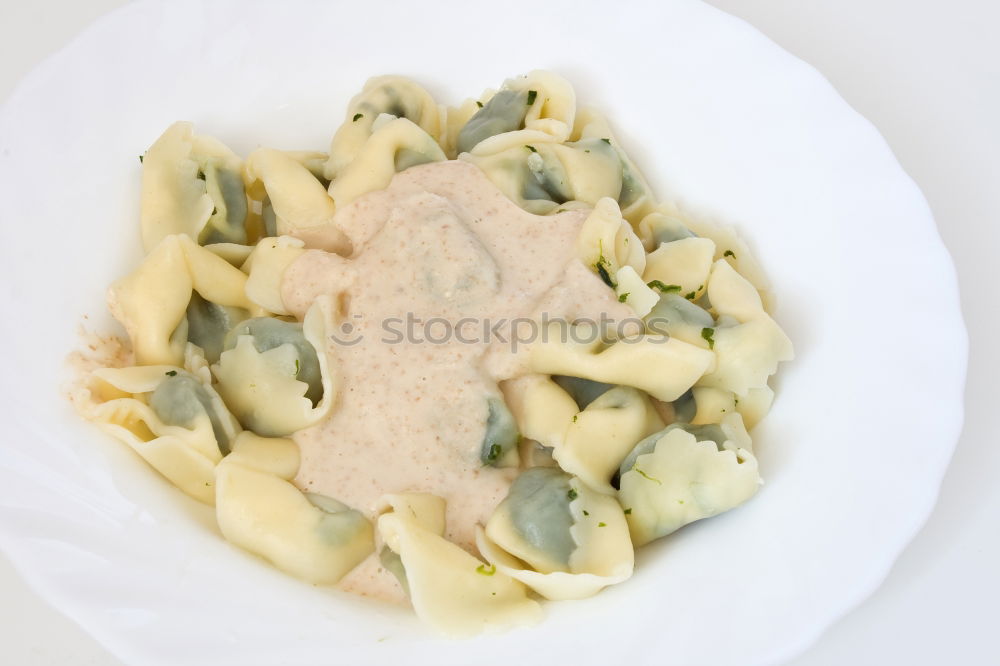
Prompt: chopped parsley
<box><xmin>618</xmin><ymin>292</ymin><xmax>629</xmax><ymax>303</ymax></box>
<box><xmin>598</xmin><ymin>522</ymin><xmax>607</xmax><ymax>527</ymax></box>
<box><xmin>594</xmin><ymin>241</ymin><xmax>616</xmax><ymax>288</ymax></box>
<box><xmin>584</xmin><ymin>149</ymin><xmax>591</xmax><ymax>154</ymax></box>
<box><xmin>294</xmin><ymin>359</ymin><xmax>300</xmax><ymax>375</ymax></box>
<box><xmin>647</xmin><ymin>280</ymin><xmax>681</xmax><ymax>293</ymax></box>
<box><xmin>623</xmin><ymin>508</ymin><xmax>632</xmax><ymax>515</ymax></box>
<box><xmin>583</xmin><ymin>510</ymin><xmax>590</xmax><ymax>516</ymax></box>
<box><xmin>567</xmin><ymin>488</ymin><xmax>578</xmax><ymax>502</ymax></box>
<box><xmin>526</xmin><ymin>89</ymin><xmax>537</xmax><ymax>105</ymax></box>
<box><xmin>572</xmin><ymin>414</ymin><xmax>578</xmax><ymax>423</ymax></box>
<box><xmin>476</xmin><ymin>100</ymin><xmax>484</xmax><ymax>108</ymax></box>
<box><xmin>601</xmin><ymin>138</ymin><xmax>611</xmax><ymax>144</ymax></box>
<box><xmin>138</xmin><ymin>154</ymin><xmax>144</xmax><ymax>164</ymax></box>
<box><xmin>485</xmin><ymin>443</ymin><xmax>502</xmax><ymax>464</ymax></box>
<box><xmin>476</xmin><ymin>563</ymin><xmax>496</xmax><ymax>576</ymax></box>
<box><xmin>684</xmin><ymin>291</ymin><xmax>696</xmax><ymax>300</ymax></box>
<box><xmin>677</xmin><ymin>499</ymin><xmax>685</xmax><ymax>505</ymax></box>
<box><xmin>525</xmin><ymin>145</ymin><xmax>537</xmax><ymax>153</ymax></box>
<box><xmin>165</xmin><ymin>370</ymin><xmax>177</xmax><ymax>376</ymax></box>
<box><xmin>196</xmin><ymin>171</ymin><xmax>205</xmax><ymax>181</ymax></box>
<box><xmin>723</xmin><ymin>250</ymin><xmax>736</xmax><ymax>259</ymax></box>
<box><xmin>633</xmin><ymin>465</ymin><xmax>662</xmax><ymax>485</ymax></box>
<box><xmin>352</xmin><ymin>113</ymin><xmax>364</xmax><ymax>122</ymax></box>
<box><xmin>701</xmin><ymin>327</ymin><xmax>715</xmax><ymax>350</ymax></box>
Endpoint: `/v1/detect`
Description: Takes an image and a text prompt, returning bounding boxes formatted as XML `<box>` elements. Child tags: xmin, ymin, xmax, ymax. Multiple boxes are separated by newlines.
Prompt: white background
<box><xmin>0</xmin><ymin>1</ymin><xmax>996</xmax><ymax>664</ymax></box>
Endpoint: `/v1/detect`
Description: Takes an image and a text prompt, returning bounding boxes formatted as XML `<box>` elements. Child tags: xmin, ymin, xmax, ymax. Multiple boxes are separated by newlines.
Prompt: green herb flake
<box><xmin>526</xmin><ymin>89</ymin><xmax>538</xmax><ymax>105</ymax></box>
<box><xmin>598</xmin><ymin>522</ymin><xmax>607</xmax><ymax>527</ymax></box>
<box><xmin>196</xmin><ymin>171</ymin><xmax>205</xmax><ymax>181</ymax></box>
<box><xmin>633</xmin><ymin>465</ymin><xmax>662</xmax><ymax>485</ymax></box>
<box><xmin>525</xmin><ymin>145</ymin><xmax>537</xmax><ymax>153</ymax></box>
<box><xmin>618</xmin><ymin>292</ymin><xmax>629</xmax><ymax>303</ymax></box>
<box><xmin>476</xmin><ymin>563</ymin><xmax>496</xmax><ymax>576</ymax></box>
<box><xmin>294</xmin><ymin>359</ymin><xmax>300</xmax><ymax>375</ymax></box>
<box><xmin>723</xmin><ymin>250</ymin><xmax>736</xmax><ymax>259</ymax></box>
<box><xmin>677</xmin><ymin>499</ymin><xmax>685</xmax><ymax>505</ymax></box>
<box><xmin>701</xmin><ymin>327</ymin><xmax>716</xmax><ymax>350</ymax></box>
<box><xmin>165</xmin><ymin>370</ymin><xmax>178</xmax><ymax>376</ymax></box>
<box><xmin>584</xmin><ymin>149</ymin><xmax>591</xmax><ymax>154</ymax></box>
<box><xmin>624</xmin><ymin>508</ymin><xmax>632</xmax><ymax>515</ymax></box>
<box><xmin>601</xmin><ymin>137</ymin><xmax>611</xmax><ymax>144</ymax></box>
<box><xmin>567</xmin><ymin>488</ymin><xmax>578</xmax><ymax>502</ymax></box>
<box><xmin>572</xmin><ymin>414</ymin><xmax>578</xmax><ymax>423</ymax></box>
<box><xmin>684</xmin><ymin>291</ymin><xmax>696</xmax><ymax>300</ymax></box>
<box><xmin>647</xmin><ymin>280</ymin><xmax>681</xmax><ymax>293</ymax></box>
<box><xmin>353</xmin><ymin>113</ymin><xmax>364</xmax><ymax>122</ymax></box>
<box><xmin>138</xmin><ymin>154</ymin><xmax>144</xmax><ymax>164</ymax></box>
<box><xmin>596</xmin><ymin>261</ymin><xmax>615</xmax><ymax>289</ymax></box>
<box><xmin>476</xmin><ymin>100</ymin><xmax>484</xmax><ymax>108</ymax></box>
<box><xmin>486</xmin><ymin>443</ymin><xmax>502</xmax><ymax>463</ymax></box>
<box><xmin>583</xmin><ymin>510</ymin><xmax>590</xmax><ymax>516</ymax></box>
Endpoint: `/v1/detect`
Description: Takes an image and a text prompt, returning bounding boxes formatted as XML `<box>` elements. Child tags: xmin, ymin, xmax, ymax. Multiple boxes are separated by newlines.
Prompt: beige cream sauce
<box><xmin>281</xmin><ymin>160</ymin><xmax>632</xmax><ymax>603</ymax></box>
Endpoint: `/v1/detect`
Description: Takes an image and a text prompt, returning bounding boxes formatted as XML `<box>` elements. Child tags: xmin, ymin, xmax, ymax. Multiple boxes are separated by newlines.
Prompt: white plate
<box><xmin>0</xmin><ymin>0</ymin><xmax>966</xmax><ymax>664</ymax></box>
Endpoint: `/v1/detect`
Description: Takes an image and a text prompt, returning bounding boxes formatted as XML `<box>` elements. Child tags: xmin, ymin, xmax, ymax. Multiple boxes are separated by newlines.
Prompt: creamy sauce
<box><xmin>282</xmin><ymin>161</ymin><xmax>632</xmax><ymax>602</ymax></box>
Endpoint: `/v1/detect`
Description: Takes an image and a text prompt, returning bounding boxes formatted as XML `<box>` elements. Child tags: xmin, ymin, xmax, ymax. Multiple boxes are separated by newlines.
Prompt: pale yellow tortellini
<box><xmin>688</xmin><ymin>385</ymin><xmax>775</xmax><ymax>431</ymax></box>
<box><xmin>324</xmin><ymin>76</ymin><xmax>444</xmax><ymax>180</ymax></box>
<box><xmin>456</xmin><ymin>70</ymin><xmax>576</xmax><ymax>157</ymax></box>
<box><xmin>215</xmin><ymin>432</ymin><xmax>374</xmax><ymax>584</ymax></box>
<box><xmin>108</xmin><ymin>234</ymin><xmax>262</xmax><ymax>367</ymax></box>
<box><xmin>696</xmin><ymin>260</ymin><xmax>794</xmax><ymax>396</ymax></box>
<box><xmin>618</xmin><ymin>414</ymin><xmax>760</xmax><ymax>546</ymax></box>
<box><xmin>88</xmin><ymin>357</ymin><xmax>240</xmax><ymax>504</ymax></box>
<box><xmin>140</xmin><ymin>122</ymin><xmax>250</xmax><ymax>252</ymax></box>
<box><xmin>570</xmin><ymin>107</ymin><xmax>658</xmax><ymax>224</ymax></box>
<box><xmin>530</xmin><ymin>321</ymin><xmax>715</xmax><ymax>402</ymax></box>
<box><xmin>476</xmin><ymin>468</ymin><xmax>633</xmax><ymax>600</ymax></box>
<box><xmin>243</xmin><ymin>148</ymin><xmax>350</xmax><ymax>254</ymax></box>
<box><xmin>643</xmin><ymin>236</ymin><xmax>717</xmax><ymax>301</ymax></box>
<box><xmin>327</xmin><ymin>116</ymin><xmax>446</xmax><ymax>208</ymax></box>
<box><xmin>613</xmin><ymin>265</ymin><xmax>660</xmax><ymax>317</ymax></box>
<box><xmin>241</xmin><ymin>235</ymin><xmax>306</xmax><ymax>316</ymax></box>
<box><xmin>505</xmin><ymin>376</ymin><xmax>663</xmax><ymax>493</ymax></box>
<box><xmin>212</xmin><ymin>299</ymin><xmax>336</xmax><ymax>437</ymax></box>
<box><xmin>576</xmin><ymin>197</ymin><xmax>646</xmax><ymax>282</ymax></box>
<box><xmin>376</xmin><ymin>493</ymin><xmax>541</xmax><ymax>637</ymax></box>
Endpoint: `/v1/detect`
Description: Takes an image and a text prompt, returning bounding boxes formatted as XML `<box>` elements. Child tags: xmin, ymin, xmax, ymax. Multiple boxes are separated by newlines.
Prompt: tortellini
<box><xmin>212</xmin><ymin>301</ymin><xmax>334</xmax><ymax>437</ymax></box>
<box><xmin>108</xmin><ymin>233</ymin><xmax>260</xmax><ymax>366</ymax></box>
<box><xmin>476</xmin><ymin>468</ymin><xmax>634</xmax><ymax>600</ymax></box>
<box><xmin>530</xmin><ymin>321</ymin><xmax>716</xmax><ymax>402</ymax></box>
<box><xmin>618</xmin><ymin>414</ymin><xmax>760</xmax><ymax>546</ymax></box>
<box><xmin>324</xmin><ymin>76</ymin><xmax>444</xmax><ymax>180</ymax></box>
<box><xmin>244</xmin><ymin>148</ymin><xmax>350</xmax><ymax>254</ymax></box>
<box><xmin>576</xmin><ymin>197</ymin><xmax>646</xmax><ymax>284</ymax></box>
<box><xmin>140</xmin><ymin>122</ymin><xmax>250</xmax><ymax>251</ymax></box>
<box><xmin>81</xmin><ymin>71</ymin><xmax>794</xmax><ymax>638</ymax></box>
<box><xmin>505</xmin><ymin>377</ymin><xmax>663</xmax><ymax>493</ymax></box>
<box><xmin>696</xmin><ymin>260</ymin><xmax>794</xmax><ymax>395</ymax></box>
<box><xmin>215</xmin><ymin>432</ymin><xmax>373</xmax><ymax>584</ymax></box>
<box><xmin>241</xmin><ymin>235</ymin><xmax>307</xmax><ymax>315</ymax></box>
<box><xmin>377</xmin><ymin>493</ymin><xmax>541</xmax><ymax>637</ymax></box>
<box><xmin>456</xmin><ymin>70</ymin><xmax>576</xmax><ymax>155</ymax></box>
<box><xmin>88</xmin><ymin>361</ymin><xmax>240</xmax><ymax>504</ymax></box>
<box><xmin>328</xmin><ymin>116</ymin><xmax>446</xmax><ymax>208</ymax></box>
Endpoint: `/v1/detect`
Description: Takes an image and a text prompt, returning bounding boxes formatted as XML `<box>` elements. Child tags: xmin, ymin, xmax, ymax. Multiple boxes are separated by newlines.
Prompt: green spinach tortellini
<box><xmin>477</xmin><ymin>467</ymin><xmax>634</xmax><ymax>600</ymax></box>
<box><xmin>618</xmin><ymin>414</ymin><xmax>760</xmax><ymax>546</ymax></box>
<box><xmin>140</xmin><ymin>122</ymin><xmax>251</xmax><ymax>251</ymax></box>
<box><xmin>88</xmin><ymin>362</ymin><xmax>240</xmax><ymax>504</ymax></box>
<box><xmin>213</xmin><ymin>302</ymin><xmax>334</xmax><ymax>437</ymax></box>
